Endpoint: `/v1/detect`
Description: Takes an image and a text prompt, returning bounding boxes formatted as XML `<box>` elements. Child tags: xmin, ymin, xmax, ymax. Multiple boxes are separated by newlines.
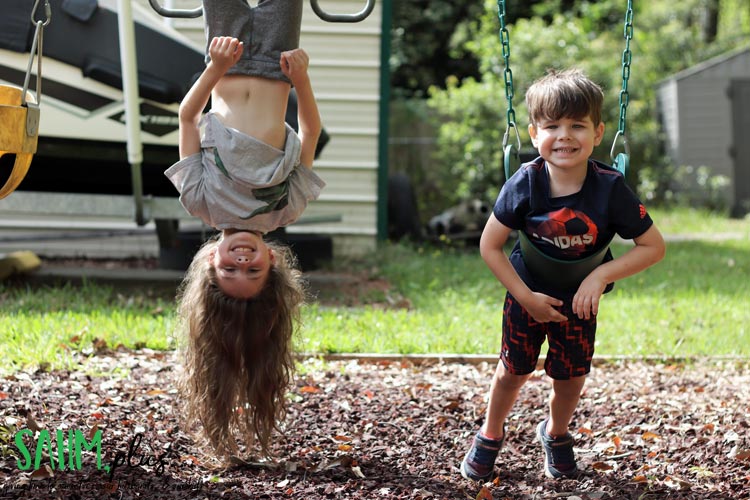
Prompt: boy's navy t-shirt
<box><xmin>493</xmin><ymin>156</ymin><xmax>653</xmax><ymax>298</ymax></box>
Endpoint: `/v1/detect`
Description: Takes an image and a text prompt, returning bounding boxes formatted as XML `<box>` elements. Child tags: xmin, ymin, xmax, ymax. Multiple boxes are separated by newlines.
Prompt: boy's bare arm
<box><xmin>480</xmin><ymin>216</ymin><xmax>568</xmax><ymax>323</ymax></box>
<box><xmin>281</xmin><ymin>49</ymin><xmax>321</xmax><ymax>168</ymax></box>
<box><xmin>573</xmin><ymin>224</ymin><xmax>666</xmax><ymax>319</ymax></box>
<box><xmin>178</xmin><ymin>37</ymin><xmax>243</xmax><ymax>159</ymax></box>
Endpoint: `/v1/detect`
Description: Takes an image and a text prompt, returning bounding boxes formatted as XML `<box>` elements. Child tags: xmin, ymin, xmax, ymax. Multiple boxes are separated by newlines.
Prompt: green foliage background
<box><xmin>389</xmin><ymin>0</ymin><xmax>750</xmax><ymax>216</ymax></box>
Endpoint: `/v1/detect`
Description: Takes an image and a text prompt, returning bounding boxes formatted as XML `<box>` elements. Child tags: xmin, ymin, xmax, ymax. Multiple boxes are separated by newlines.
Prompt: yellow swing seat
<box><xmin>0</xmin><ymin>85</ymin><xmax>39</xmax><ymax>200</ymax></box>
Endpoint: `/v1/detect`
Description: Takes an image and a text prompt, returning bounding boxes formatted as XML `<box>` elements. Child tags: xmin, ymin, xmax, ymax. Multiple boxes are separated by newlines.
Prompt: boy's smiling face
<box><xmin>529</xmin><ymin>116</ymin><xmax>605</xmax><ymax>172</ymax></box>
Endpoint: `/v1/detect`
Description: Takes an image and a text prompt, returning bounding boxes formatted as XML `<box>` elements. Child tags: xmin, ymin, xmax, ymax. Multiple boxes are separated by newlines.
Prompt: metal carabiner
<box><xmin>30</xmin><ymin>0</ymin><xmax>52</xmax><ymax>27</ymax></box>
<box><xmin>609</xmin><ymin>130</ymin><xmax>630</xmax><ymax>175</ymax></box>
<box><xmin>502</xmin><ymin>122</ymin><xmax>522</xmax><ymax>180</ymax></box>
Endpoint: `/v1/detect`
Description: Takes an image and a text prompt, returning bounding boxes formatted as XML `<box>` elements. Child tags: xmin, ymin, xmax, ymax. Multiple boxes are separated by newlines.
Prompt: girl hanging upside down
<box><xmin>165</xmin><ymin>0</ymin><xmax>322</xmax><ymax>460</ymax></box>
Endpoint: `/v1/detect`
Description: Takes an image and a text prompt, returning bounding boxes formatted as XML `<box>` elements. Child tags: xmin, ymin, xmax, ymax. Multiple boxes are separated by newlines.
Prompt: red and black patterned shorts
<box><xmin>500</xmin><ymin>292</ymin><xmax>596</xmax><ymax>380</ymax></box>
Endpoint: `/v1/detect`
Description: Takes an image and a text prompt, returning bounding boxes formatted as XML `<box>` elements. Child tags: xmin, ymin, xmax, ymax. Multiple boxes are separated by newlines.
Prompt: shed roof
<box><xmin>657</xmin><ymin>45</ymin><xmax>750</xmax><ymax>86</ymax></box>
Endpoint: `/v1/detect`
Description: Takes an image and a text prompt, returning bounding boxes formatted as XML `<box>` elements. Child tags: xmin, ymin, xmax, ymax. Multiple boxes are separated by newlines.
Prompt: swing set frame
<box><xmin>147</xmin><ymin>0</ymin><xmax>376</xmax><ymax>23</ymax></box>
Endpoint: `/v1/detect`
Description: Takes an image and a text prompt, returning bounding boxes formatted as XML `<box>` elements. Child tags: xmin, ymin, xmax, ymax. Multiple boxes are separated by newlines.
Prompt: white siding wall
<box><xmin>137</xmin><ymin>0</ymin><xmax>383</xmax><ymax>256</ymax></box>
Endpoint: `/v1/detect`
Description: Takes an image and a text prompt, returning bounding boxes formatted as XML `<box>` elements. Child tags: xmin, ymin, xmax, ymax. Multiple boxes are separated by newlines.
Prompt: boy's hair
<box><xmin>525</xmin><ymin>68</ymin><xmax>604</xmax><ymax>126</ymax></box>
<box><xmin>176</xmin><ymin>236</ymin><xmax>305</xmax><ymax>459</ymax></box>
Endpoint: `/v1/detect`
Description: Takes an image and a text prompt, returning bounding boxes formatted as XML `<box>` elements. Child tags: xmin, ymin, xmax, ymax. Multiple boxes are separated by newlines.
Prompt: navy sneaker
<box><xmin>459</xmin><ymin>429</ymin><xmax>505</xmax><ymax>481</ymax></box>
<box><xmin>536</xmin><ymin>419</ymin><xmax>579</xmax><ymax>479</ymax></box>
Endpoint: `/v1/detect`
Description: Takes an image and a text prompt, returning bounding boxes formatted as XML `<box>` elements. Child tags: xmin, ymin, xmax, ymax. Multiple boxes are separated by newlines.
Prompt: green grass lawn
<box><xmin>0</xmin><ymin>207</ymin><xmax>748</xmax><ymax>373</ymax></box>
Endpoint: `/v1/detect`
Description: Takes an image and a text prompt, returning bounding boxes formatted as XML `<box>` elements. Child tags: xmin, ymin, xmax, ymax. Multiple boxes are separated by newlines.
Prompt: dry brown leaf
<box><xmin>735</xmin><ymin>449</ymin><xmax>750</xmax><ymax>461</ymax></box>
<box><xmin>26</xmin><ymin>413</ymin><xmax>41</xmax><ymax>433</ymax></box>
<box><xmin>613</xmin><ymin>435</ymin><xmax>622</xmax><ymax>451</ymax></box>
<box><xmin>337</xmin><ymin>444</ymin><xmax>353</xmax><ymax>452</ymax></box>
<box><xmin>300</xmin><ymin>386</ymin><xmax>321</xmax><ymax>394</ymax></box>
<box><xmin>146</xmin><ymin>389</ymin><xmax>165</xmax><ymax>396</ymax></box>
<box><xmin>102</xmin><ymin>481</ymin><xmax>118</xmax><ymax>494</ymax></box>
<box><xmin>333</xmin><ymin>435</ymin><xmax>352</xmax><ymax>442</ymax></box>
<box><xmin>30</xmin><ymin>465</ymin><xmax>53</xmax><ymax>480</ymax></box>
<box><xmin>592</xmin><ymin>461</ymin><xmax>614</xmax><ymax>471</ymax></box>
<box><xmin>476</xmin><ymin>486</ymin><xmax>493</xmax><ymax>499</ymax></box>
<box><xmin>443</xmin><ymin>401</ymin><xmax>460</xmax><ymax>411</ymax></box>
<box><xmin>664</xmin><ymin>475</ymin><xmax>692</xmax><ymax>490</ymax></box>
<box><xmin>642</xmin><ymin>431</ymin><xmax>659</xmax><ymax>441</ymax></box>
<box><xmin>351</xmin><ymin>465</ymin><xmax>365</xmax><ymax>478</ymax></box>
<box><xmin>92</xmin><ymin>337</ymin><xmax>108</xmax><ymax>352</ymax></box>
<box><xmin>632</xmin><ymin>475</ymin><xmax>649</xmax><ymax>483</ymax></box>
<box><xmin>88</xmin><ymin>423</ymin><xmax>99</xmax><ymax>441</ymax></box>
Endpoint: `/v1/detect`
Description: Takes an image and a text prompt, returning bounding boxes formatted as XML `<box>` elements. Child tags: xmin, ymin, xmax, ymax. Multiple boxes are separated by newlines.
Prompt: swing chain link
<box><xmin>497</xmin><ymin>0</ymin><xmax>517</xmax><ymax>135</ymax></box>
<box><xmin>617</xmin><ymin>0</ymin><xmax>634</xmax><ymax>136</ymax></box>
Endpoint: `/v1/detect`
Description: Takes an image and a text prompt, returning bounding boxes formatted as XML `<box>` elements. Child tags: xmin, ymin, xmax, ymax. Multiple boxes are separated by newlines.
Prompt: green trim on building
<box><xmin>376</xmin><ymin>0</ymin><xmax>392</xmax><ymax>241</ymax></box>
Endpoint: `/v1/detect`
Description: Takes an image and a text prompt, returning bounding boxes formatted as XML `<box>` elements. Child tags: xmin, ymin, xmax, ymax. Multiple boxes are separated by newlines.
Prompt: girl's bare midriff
<box><xmin>211</xmin><ymin>75</ymin><xmax>291</xmax><ymax>150</ymax></box>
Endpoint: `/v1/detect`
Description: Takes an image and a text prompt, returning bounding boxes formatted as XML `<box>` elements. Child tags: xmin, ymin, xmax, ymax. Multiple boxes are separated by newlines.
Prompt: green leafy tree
<box><xmin>425</xmin><ymin>0</ymin><xmax>745</xmax><ymax>207</ymax></box>
<box><xmin>390</xmin><ymin>1</ymin><xmax>484</xmax><ymax>97</ymax></box>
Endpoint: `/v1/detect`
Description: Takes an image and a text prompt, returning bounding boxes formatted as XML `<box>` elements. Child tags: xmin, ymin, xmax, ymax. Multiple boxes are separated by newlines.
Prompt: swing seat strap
<box><xmin>519</xmin><ymin>231</ymin><xmax>613</xmax><ymax>291</ymax></box>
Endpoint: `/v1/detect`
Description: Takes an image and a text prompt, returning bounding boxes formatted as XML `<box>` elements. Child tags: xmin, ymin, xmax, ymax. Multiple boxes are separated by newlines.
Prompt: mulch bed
<box><xmin>0</xmin><ymin>350</ymin><xmax>748</xmax><ymax>500</ymax></box>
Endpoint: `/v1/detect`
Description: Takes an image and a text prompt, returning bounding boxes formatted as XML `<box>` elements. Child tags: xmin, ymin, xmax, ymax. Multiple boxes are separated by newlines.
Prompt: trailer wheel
<box><xmin>387</xmin><ymin>173</ymin><xmax>422</xmax><ymax>241</ymax></box>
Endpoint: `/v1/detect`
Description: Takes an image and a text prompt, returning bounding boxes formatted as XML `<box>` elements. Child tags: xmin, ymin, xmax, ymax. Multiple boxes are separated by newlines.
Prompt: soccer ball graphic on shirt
<box><xmin>531</xmin><ymin>207</ymin><xmax>598</xmax><ymax>256</ymax></box>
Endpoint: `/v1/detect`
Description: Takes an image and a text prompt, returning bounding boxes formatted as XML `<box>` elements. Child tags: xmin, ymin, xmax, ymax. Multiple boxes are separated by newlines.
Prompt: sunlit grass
<box><xmin>0</xmin><ymin>283</ymin><xmax>175</xmax><ymax>374</ymax></box>
<box><xmin>1</xmin><ymin>207</ymin><xmax>748</xmax><ymax>374</ymax></box>
<box><xmin>648</xmin><ymin>206</ymin><xmax>749</xmax><ymax>236</ymax></box>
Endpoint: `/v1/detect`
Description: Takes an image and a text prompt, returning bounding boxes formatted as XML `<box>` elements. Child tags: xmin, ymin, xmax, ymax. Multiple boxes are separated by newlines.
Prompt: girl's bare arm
<box><xmin>178</xmin><ymin>37</ymin><xmax>243</xmax><ymax>159</ymax></box>
<box><xmin>281</xmin><ymin>49</ymin><xmax>321</xmax><ymax>168</ymax></box>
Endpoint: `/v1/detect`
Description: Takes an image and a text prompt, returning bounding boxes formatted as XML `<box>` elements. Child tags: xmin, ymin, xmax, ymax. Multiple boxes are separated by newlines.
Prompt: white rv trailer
<box><xmin>0</xmin><ymin>0</ymin><xmax>359</xmax><ymax>268</ymax></box>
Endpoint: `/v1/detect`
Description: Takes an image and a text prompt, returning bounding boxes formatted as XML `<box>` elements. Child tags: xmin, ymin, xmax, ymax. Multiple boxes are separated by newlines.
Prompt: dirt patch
<box><xmin>1</xmin><ymin>351</ymin><xmax>748</xmax><ymax>499</ymax></box>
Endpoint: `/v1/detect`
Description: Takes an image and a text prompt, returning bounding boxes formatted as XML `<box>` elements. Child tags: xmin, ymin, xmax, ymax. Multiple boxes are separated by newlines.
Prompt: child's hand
<box><xmin>522</xmin><ymin>292</ymin><xmax>568</xmax><ymax>323</ymax></box>
<box><xmin>572</xmin><ymin>273</ymin><xmax>607</xmax><ymax>320</ymax></box>
<box><xmin>208</xmin><ymin>36</ymin><xmax>243</xmax><ymax>74</ymax></box>
<box><xmin>280</xmin><ymin>48</ymin><xmax>310</xmax><ymax>85</ymax></box>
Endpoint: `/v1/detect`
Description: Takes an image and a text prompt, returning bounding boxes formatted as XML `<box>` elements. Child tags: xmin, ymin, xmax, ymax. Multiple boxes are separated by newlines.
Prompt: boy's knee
<box><xmin>494</xmin><ymin>364</ymin><xmax>532</xmax><ymax>389</ymax></box>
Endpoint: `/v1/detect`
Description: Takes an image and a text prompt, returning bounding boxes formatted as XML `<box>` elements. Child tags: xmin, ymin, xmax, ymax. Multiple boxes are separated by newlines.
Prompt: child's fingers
<box><xmin>280</xmin><ymin>49</ymin><xmax>309</xmax><ymax>72</ymax></box>
<box><xmin>233</xmin><ymin>41</ymin><xmax>244</xmax><ymax>61</ymax></box>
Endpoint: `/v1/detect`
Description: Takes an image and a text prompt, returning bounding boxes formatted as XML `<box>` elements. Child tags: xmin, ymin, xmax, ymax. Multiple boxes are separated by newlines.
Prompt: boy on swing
<box><xmin>165</xmin><ymin>0</ymin><xmax>322</xmax><ymax>460</ymax></box>
<box><xmin>460</xmin><ymin>68</ymin><xmax>665</xmax><ymax>481</ymax></box>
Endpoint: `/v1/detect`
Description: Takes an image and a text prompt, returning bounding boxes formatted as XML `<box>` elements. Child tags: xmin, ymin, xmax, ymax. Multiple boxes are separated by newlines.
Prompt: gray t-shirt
<box><xmin>165</xmin><ymin>112</ymin><xmax>325</xmax><ymax>233</ymax></box>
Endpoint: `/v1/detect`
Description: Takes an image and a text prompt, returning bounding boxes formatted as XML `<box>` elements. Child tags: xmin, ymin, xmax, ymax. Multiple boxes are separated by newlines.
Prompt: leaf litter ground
<box><xmin>0</xmin><ymin>350</ymin><xmax>748</xmax><ymax>500</ymax></box>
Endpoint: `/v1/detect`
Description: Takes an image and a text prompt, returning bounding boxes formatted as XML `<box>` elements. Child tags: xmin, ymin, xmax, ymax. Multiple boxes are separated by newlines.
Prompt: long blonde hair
<box><xmin>176</xmin><ymin>237</ymin><xmax>305</xmax><ymax>458</ymax></box>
